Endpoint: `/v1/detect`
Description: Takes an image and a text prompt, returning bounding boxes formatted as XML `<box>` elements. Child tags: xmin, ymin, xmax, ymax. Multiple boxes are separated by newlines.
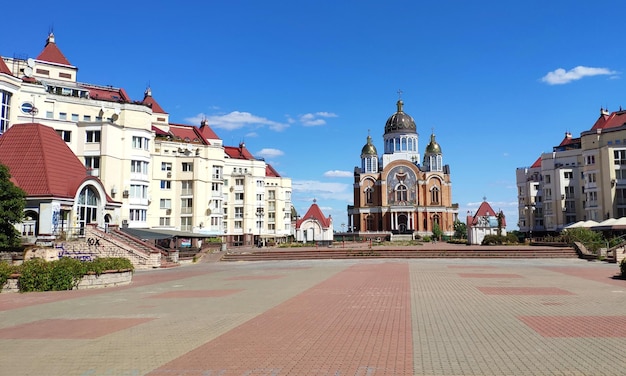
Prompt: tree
<box><xmin>453</xmin><ymin>220</ymin><xmax>467</xmax><ymax>239</ymax></box>
<box><xmin>432</xmin><ymin>222</ymin><xmax>442</xmax><ymax>241</ymax></box>
<box><xmin>496</xmin><ymin>210</ymin><xmax>505</xmax><ymax>237</ymax></box>
<box><xmin>0</xmin><ymin>163</ymin><xmax>26</xmax><ymax>248</ymax></box>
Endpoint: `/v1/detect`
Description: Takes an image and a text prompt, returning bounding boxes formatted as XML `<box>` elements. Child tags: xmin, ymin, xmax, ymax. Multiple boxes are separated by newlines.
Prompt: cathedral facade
<box><xmin>347</xmin><ymin>99</ymin><xmax>458</xmax><ymax>238</ymax></box>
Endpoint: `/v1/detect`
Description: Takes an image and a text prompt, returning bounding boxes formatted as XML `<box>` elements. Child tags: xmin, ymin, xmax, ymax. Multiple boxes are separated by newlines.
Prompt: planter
<box><xmin>1</xmin><ymin>269</ymin><xmax>133</xmax><ymax>293</ymax></box>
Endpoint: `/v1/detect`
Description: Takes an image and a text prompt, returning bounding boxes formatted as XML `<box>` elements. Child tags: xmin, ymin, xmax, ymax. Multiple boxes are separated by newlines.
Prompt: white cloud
<box><xmin>299</xmin><ymin>112</ymin><xmax>338</xmax><ymax>126</ymax></box>
<box><xmin>185</xmin><ymin>111</ymin><xmax>289</xmax><ymax>131</ymax></box>
<box><xmin>323</xmin><ymin>170</ymin><xmax>353</xmax><ymax>178</ymax></box>
<box><xmin>256</xmin><ymin>148</ymin><xmax>284</xmax><ymax>158</ymax></box>
<box><xmin>541</xmin><ymin>66</ymin><xmax>618</xmax><ymax>85</ymax></box>
<box><xmin>292</xmin><ymin>180</ymin><xmax>352</xmax><ymax>202</ymax></box>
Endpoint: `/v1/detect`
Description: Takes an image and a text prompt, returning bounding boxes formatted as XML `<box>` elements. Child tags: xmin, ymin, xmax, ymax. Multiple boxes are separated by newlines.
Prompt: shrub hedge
<box><xmin>1</xmin><ymin>257</ymin><xmax>134</xmax><ymax>293</ymax></box>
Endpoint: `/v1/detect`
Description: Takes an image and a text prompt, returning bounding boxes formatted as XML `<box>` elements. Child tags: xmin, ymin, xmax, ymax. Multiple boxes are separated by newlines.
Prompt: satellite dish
<box><xmin>27</xmin><ymin>58</ymin><xmax>35</xmax><ymax>68</ymax></box>
<box><xmin>23</xmin><ymin>66</ymin><xmax>33</xmax><ymax>77</ymax></box>
<box><xmin>114</xmin><ymin>107</ymin><xmax>121</xmax><ymax>115</ymax></box>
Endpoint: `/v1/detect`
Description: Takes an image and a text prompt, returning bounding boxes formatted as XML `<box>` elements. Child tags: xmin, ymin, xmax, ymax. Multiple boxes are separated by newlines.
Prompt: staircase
<box><xmin>221</xmin><ymin>246</ymin><xmax>579</xmax><ymax>262</ymax></box>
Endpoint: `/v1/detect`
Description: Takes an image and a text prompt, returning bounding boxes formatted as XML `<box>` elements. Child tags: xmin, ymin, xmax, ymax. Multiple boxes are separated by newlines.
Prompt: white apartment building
<box><xmin>517</xmin><ymin>108</ymin><xmax>626</xmax><ymax>236</ymax></box>
<box><xmin>1</xmin><ymin>33</ymin><xmax>292</xmax><ymax>246</ymax></box>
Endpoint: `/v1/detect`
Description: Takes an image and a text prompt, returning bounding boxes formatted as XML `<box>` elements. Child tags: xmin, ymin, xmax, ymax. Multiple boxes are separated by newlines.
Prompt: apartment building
<box><xmin>517</xmin><ymin>108</ymin><xmax>626</xmax><ymax>236</ymax></box>
<box><xmin>0</xmin><ymin>33</ymin><xmax>292</xmax><ymax>245</ymax></box>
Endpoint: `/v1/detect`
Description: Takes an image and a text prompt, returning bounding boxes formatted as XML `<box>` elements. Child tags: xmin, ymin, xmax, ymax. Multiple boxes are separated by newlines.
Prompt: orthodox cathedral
<box><xmin>347</xmin><ymin>98</ymin><xmax>458</xmax><ymax>238</ymax></box>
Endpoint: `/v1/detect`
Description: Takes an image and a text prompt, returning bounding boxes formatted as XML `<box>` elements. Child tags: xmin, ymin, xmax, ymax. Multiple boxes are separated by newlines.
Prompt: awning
<box><xmin>120</xmin><ymin>228</ymin><xmax>208</xmax><ymax>240</ymax></box>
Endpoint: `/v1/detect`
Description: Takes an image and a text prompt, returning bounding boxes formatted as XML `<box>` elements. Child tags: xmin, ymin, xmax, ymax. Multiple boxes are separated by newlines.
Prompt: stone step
<box><xmin>221</xmin><ymin>248</ymin><xmax>579</xmax><ymax>262</ymax></box>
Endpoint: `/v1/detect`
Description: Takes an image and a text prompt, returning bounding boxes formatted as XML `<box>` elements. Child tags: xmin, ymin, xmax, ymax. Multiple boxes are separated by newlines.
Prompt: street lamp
<box><xmin>256</xmin><ymin>207</ymin><xmax>264</xmax><ymax>247</ymax></box>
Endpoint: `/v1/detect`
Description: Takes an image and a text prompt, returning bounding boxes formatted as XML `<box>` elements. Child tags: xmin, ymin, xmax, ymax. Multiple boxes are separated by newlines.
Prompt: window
<box><xmin>256</xmin><ymin>194</ymin><xmax>263</xmax><ymax>202</ymax></box>
<box><xmin>130</xmin><ymin>184</ymin><xmax>148</xmax><ymax>199</ymax></box>
<box><xmin>0</xmin><ymin>90</ymin><xmax>11</xmax><ymax>135</ymax></box>
<box><xmin>235</xmin><ymin>192</ymin><xmax>244</xmax><ymax>201</ymax></box>
<box><xmin>615</xmin><ymin>150</ymin><xmax>626</xmax><ymax>165</ymax></box>
<box><xmin>59</xmin><ymin>112</ymin><xmax>67</xmax><ymax>120</ymax></box>
<box><xmin>544</xmin><ymin>174</ymin><xmax>551</xmax><ymax>184</ymax></box>
<box><xmin>563</xmin><ymin>171</ymin><xmax>573</xmax><ymax>179</ymax></box>
<box><xmin>235</xmin><ymin>207</ymin><xmax>244</xmax><ymax>219</ymax></box>
<box><xmin>161</xmin><ymin>162</ymin><xmax>172</xmax><ymax>171</ymax></box>
<box><xmin>130</xmin><ymin>209</ymin><xmax>147</xmax><ymax>222</ymax></box>
<box><xmin>83</xmin><ymin>115</ymin><xmax>92</xmax><ymax>121</ymax></box>
<box><xmin>160</xmin><ymin>180</ymin><xmax>171</xmax><ymax>190</ymax></box>
<box><xmin>181</xmin><ymin>217</ymin><xmax>192</xmax><ymax>231</ymax></box>
<box><xmin>181</xmin><ymin>198</ymin><xmax>193</xmax><ymax>214</ymax></box>
<box><xmin>159</xmin><ymin>217</ymin><xmax>171</xmax><ymax>226</ymax></box>
<box><xmin>86</xmin><ymin>130</ymin><xmax>101</xmax><ymax>143</ymax></box>
<box><xmin>565</xmin><ymin>186</ymin><xmax>575</xmax><ymax>199</ymax></box>
<box><xmin>430</xmin><ymin>186</ymin><xmax>440</xmax><ymax>204</ymax></box>
<box><xmin>235</xmin><ymin>178</ymin><xmax>244</xmax><ymax>186</ymax></box>
<box><xmin>396</xmin><ymin>185</ymin><xmax>407</xmax><ymax>202</ymax></box>
<box><xmin>160</xmin><ymin>199</ymin><xmax>171</xmax><ymax>209</ymax></box>
<box><xmin>365</xmin><ymin>187</ymin><xmax>373</xmax><ymax>204</ymax></box>
<box><xmin>56</xmin><ymin>130</ymin><xmax>71</xmax><ymax>142</ymax></box>
<box><xmin>181</xmin><ymin>181</ymin><xmax>193</xmax><ymax>195</ymax></box>
<box><xmin>182</xmin><ymin>162</ymin><xmax>193</xmax><ymax>172</ymax></box>
<box><xmin>132</xmin><ymin>136</ymin><xmax>149</xmax><ymax>150</ymax></box>
<box><xmin>268</xmin><ymin>190</ymin><xmax>276</xmax><ymax>200</ymax></box>
<box><xmin>211</xmin><ymin>182</ymin><xmax>220</xmax><ymax>193</ymax></box>
<box><xmin>84</xmin><ymin>156</ymin><xmax>100</xmax><ymax>170</ymax></box>
<box><xmin>586</xmin><ymin>155</ymin><xmax>596</xmax><ymax>165</ymax></box>
<box><xmin>46</xmin><ymin>111</ymin><xmax>53</xmax><ymax>119</ymax></box>
<box><xmin>71</xmin><ymin>113</ymin><xmax>79</xmax><ymax>121</ymax></box>
<box><xmin>212</xmin><ymin>165</ymin><xmax>222</xmax><ymax>179</ymax></box>
<box><xmin>130</xmin><ymin>160</ymin><xmax>149</xmax><ymax>174</ymax></box>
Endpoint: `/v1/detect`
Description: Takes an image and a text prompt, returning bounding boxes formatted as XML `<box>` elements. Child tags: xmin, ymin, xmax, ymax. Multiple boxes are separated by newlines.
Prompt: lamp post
<box><xmin>256</xmin><ymin>207</ymin><xmax>264</xmax><ymax>247</ymax></box>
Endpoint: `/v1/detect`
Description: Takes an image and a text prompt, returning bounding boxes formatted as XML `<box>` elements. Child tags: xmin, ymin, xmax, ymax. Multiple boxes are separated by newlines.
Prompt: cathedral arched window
<box><xmin>365</xmin><ymin>186</ymin><xmax>373</xmax><ymax>204</ymax></box>
<box><xmin>396</xmin><ymin>184</ymin><xmax>408</xmax><ymax>202</ymax></box>
<box><xmin>430</xmin><ymin>186</ymin><xmax>440</xmax><ymax>204</ymax></box>
<box><xmin>432</xmin><ymin>214</ymin><xmax>440</xmax><ymax>226</ymax></box>
<box><xmin>366</xmin><ymin>214</ymin><xmax>375</xmax><ymax>231</ymax></box>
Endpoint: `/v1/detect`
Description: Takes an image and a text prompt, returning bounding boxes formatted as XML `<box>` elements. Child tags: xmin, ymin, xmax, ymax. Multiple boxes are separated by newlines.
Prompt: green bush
<box><xmin>12</xmin><ymin>257</ymin><xmax>134</xmax><ymax>293</ymax></box>
<box><xmin>561</xmin><ymin>228</ymin><xmax>605</xmax><ymax>254</ymax></box>
<box><xmin>620</xmin><ymin>258</ymin><xmax>626</xmax><ymax>277</ymax></box>
<box><xmin>85</xmin><ymin>257</ymin><xmax>133</xmax><ymax>275</ymax></box>
<box><xmin>0</xmin><ymin>260</ymin><xmax>17</xmax><ymax>288</ymax></box>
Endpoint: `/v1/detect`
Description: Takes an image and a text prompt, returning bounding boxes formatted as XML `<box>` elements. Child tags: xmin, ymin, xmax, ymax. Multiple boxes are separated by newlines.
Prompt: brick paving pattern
<box><xmin>0</xmin><ymin>258</ymin><xmax>624</xmax><ymax>375</ymax></box>
<box><xmin>149</xmin><ymin>262</ymin><xmax>412</xmax><ymax>375</ymax></box>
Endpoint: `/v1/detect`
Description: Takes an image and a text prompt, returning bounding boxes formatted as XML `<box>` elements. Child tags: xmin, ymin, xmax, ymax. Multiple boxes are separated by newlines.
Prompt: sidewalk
<box><xmin>0</xmin><ymin>257</ymin><xmax>624</xmax><ymax>375</ymax></box>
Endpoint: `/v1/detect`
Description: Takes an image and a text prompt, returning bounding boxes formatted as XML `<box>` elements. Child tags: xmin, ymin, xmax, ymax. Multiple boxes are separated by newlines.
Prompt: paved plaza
<box><xmin>0</xmin><ymin>257</ymin><xmax>625</xmax><ymax>375</ymax></box>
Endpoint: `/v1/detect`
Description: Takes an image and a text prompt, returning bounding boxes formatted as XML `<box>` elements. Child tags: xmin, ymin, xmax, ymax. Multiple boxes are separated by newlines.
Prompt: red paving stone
<box><xmin>0</xmin><ymin>318</ymin><xmax>154</xmax><ymax>339</ymax></box>
<box><xmin>148</xmin><ymin>262</ymin><xmax>412</xmax><ymax>376</ymax></box>
<box><xmin>458</xmin><ymin>273</ymin><xmax>523</xmax><ymax>278</ymax></box>
<box><xmin>519</xmin><ymin>316</ymin><xmax>626</xmax><ymax>337</ymax></box>
<box><xmin>542</xmin><ymin>266</ymin><xmax>626</xmax><ymax>287</ymax></box>
<box><xmin>148</xmin><ymin>289</ymin><xmax>243</xmax><ymax>299</ymax></box>
<box><xmin>477</xmin><ymin>287</ymin><xmax>574</xmax><ymax>295</ymax></box>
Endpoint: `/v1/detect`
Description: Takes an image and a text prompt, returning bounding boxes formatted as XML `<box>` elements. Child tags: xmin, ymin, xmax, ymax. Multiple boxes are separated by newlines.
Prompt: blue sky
<box><xmin>2</xmin><ymin>0</ymin><xmax>626</xmax><ymax>230</ymax></box>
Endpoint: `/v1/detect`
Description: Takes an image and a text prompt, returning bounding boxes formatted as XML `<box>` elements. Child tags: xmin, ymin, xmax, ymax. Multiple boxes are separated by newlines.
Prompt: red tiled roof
<box><xmin>558</xmin><ymin>134</ymin><xmax>579</xmax><ymax>147</ymax></box>
<box><xmin>142</xmin><ymin>93</ymin><xmax>167</xmax><ymax>114</ymax></box>
<box><xmin>530</xmin><ymin>156</ymin><xmax>541</xmax><ymax>168</ymax></box>
<box><xmin>297</xmin><ymin>201</ymin><xmax>332</xmax><ymax>229</ymax></box>
<box><xmin>225</xmin><ymin>143</ymin><xmax>256</xmax><ymax>160</ymax></box>
<box><xmin>265</xmin><ymin>164</ymin><xmax>281</xmax><ymax>178</ymax></box>
<box><xmin>82</xmin><ymin>84</ymin><xmax>131</xmax><ymax>103</ymax></box>
<box><xmin>152</xmin><ymin>125</ymin><xmax>169</xmax><ymax>136</ymax></box>
<box><xmin>469</xmin><ymin>201</ymin><xmax>506</xmax><ymax>227</ymax></box>
<box><xmin>0</xmin><ymin>58</ymin><xmax>12</xmax><ymax>75</ymax></box>
<box><xmin>36</xmin><ymin>33</ymin><xmax>72</xmax><ymax>66</ymax></box>
<box><xmin>0</xmin><ymin>123</ymin><xmax>87</xmax><ymax>197</ymax></box>
<box><xmin>199</xmin><ymin>120</ymin><xmax>221</xmax><ymax>141</ymax></box>
<box><xmin>590</xmin><ymin>110</ymin><xmax>626</xmax><ymax>131</ymax></box>
<box><xmin>168</xmin><ymin>123</ymin><xmax>207</xmax><ymax>144</ymax></box>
